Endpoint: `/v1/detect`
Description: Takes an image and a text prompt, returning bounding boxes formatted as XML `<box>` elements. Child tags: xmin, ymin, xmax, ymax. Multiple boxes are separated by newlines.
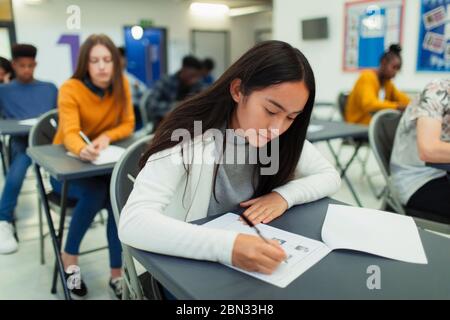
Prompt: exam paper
<box><xmin>66</xmin><ymin>145</ymin><xmax>125</xmax><ymax>165</ymax></box>
<box><xmin>321</xmin><ymin>204</ymin><xmax>428</xmax><ymax>264</ymax></box>
<box><xmin>203</xmin><ymin>213</ymin><xmax>331</xmax><ymax>288</ymax></box>
<box><xmin>18</xmin><ymin>118</ymin><xmax>38</xmax><ymax>126</ymax></box>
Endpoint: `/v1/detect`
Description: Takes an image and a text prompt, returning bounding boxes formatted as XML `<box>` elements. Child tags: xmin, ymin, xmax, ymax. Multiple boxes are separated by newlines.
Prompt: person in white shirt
<box><xmin>119</xmin><ymin>41</ymin><xmax>341</xmax><ymax>280</ymax></box>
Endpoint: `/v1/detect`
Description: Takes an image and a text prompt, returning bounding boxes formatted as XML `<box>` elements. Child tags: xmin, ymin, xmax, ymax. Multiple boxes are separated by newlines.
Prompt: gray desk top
<box><xmin>308</xmin><ymin>120</ymin><xmax>368</xmax><ymax>143</ymax></box>
<box><xmin>427</xmin><ymin>162</ymin><xmax>450</xmax><ymax>172</ymax></box>
<box><xmin>26</xmin><ymin>136</ymin><xmax>141</xmax><ymax>181</ymax></box>
<box><xmin>131</xmin><ymin>197</ymin><xmax>450</xmax><ymax>299</ymax></box>
<box><xmin>0</xmin><ymin>120</ymin><xmax>33</xmax><ymax>136</ymax></box>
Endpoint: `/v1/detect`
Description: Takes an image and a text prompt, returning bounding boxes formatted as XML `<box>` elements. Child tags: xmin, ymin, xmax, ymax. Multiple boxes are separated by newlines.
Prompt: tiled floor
<box><xmin>0</xmin><ymin>107</ymin><xmax>446</xmax><ymax>299</ymax></box>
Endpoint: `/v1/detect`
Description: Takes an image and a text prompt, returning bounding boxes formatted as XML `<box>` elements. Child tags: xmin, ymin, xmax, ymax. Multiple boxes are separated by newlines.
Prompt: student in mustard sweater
<box><xmin>52</xmin><ymin>34</ymin><xmax>134</xmax><ymax>299</ymax></box>
<box><xmin>345</xmin><ymin>44</ymin><xmax>410</xmax><ymax>125</ymax></box>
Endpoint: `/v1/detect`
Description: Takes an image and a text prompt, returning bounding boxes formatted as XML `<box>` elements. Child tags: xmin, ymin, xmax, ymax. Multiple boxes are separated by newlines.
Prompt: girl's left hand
<box><xmin>240</xmin><ymin>192</ymin><xmax>288</xmax><ymax>225</ymax></box>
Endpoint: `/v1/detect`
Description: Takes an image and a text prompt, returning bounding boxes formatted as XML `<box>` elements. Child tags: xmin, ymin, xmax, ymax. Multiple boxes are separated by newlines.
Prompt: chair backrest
<box><xmin>110</xmin><ymin>135</ymin><xmax>153</xmax><ymax>226</ymax></box>
<box><xmin>368</xmin><ymin>109</ymin><xmax>402</xmax><ymax>179</ymax></box>
<box><xmin>110</xmin><ymin>135</ymin><xmax>154</xmax><ymax>300</ymax></box>
<box><xmin>337</xmin><ymin>92</ymin><xmax>350</xmax><ymax>120</ymax></box>
<box><xmin>138</xmin><ymin>89</ymin><xmax>153</xmax><ymax>128</ymax></box>
<box><xmin>29</xmin><ymin>109</ymin><xmax>59</xmax><ymax>147</ymax></box>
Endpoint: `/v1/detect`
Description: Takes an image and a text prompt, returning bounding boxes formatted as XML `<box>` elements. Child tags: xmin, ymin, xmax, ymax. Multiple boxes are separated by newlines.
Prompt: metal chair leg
<box><xmin>51</xmin><ymin>181</ymin><xmax>69</xmax><ymax>295</ymax></box>
<box><xmin>38</xmin><ymin>196</ymin><xmax>45</xmax><ymax>265</ymax></box>
<box><xmin>34</xmin><ymin>164</ymin><xmax>71</xmax><ymax>300</ymax></box>
<box><xmin>123</xmin><ymin>246</ymin><xmax>144</xmax><ymax>300</ymax></box>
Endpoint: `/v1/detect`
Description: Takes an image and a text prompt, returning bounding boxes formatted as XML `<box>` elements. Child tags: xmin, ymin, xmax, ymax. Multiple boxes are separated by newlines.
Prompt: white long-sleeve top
<box><xmin>118</xmin><ymin>133</ymin><xmax>341</xmax><ymax>265</ymax></box>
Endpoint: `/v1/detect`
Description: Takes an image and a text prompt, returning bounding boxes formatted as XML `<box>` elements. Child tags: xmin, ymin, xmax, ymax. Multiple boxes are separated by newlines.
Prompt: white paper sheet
<box><xmin>321</xmin><ymin>204</ymin><xmax>428</xmax><ymax>264</ymax></box>
<box><xmin>203</xmin><ymin>213</ymin><xmax>331</xmax><ymax>288</ymax></box>
<box><xmin>18</xmin><ymin>118</ymin><xmax>38</xmax><ymax>126</ymax></box>
<box><xmin>66</xmin><ymin>145</ymin><xmax>125</xmax><ymax>165</ymax></box>
<box><xmin>92</xmin><ymin>145</ymin><xmax>125</xmax><ymax>165</ymax></box>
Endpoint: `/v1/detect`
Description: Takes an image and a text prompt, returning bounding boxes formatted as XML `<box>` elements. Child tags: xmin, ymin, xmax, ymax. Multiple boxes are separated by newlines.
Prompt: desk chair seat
<box><xmin>46</xmin><ymin>191</ymin><xmax>77</xmax><ymax>216</ymax></box>
<box><xmin>369</xmin><ymin>109</ymin><xmax>450</xmax><ymax>235</ymax></box>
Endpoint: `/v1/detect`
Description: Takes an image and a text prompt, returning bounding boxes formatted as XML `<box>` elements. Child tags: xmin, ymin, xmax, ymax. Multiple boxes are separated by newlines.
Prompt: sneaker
<box><xmin>109</xmin><ymin>277</ymin><xmax>123</xmax><ymax>300</ymax></box>
<box><xmin>64</xmin><ymin>270</ymin><xmax>88</xmax><ymax>300</ymax></box>
<box><xmin>0</xmin><ymin>221</ymin><xmax>18</xmax><ymax>254</ymax></box>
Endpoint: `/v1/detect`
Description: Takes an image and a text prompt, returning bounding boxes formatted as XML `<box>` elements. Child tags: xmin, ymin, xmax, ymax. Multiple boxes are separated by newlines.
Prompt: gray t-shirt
<box><xmin>390</xmin><ymin>79</ymin><xmax>450</xmax><ymax>204</ymax></box>
<box><xmin>207</xmin><ymin>129</ymin><xmax>258</xmax><ymax>216</ymax></box>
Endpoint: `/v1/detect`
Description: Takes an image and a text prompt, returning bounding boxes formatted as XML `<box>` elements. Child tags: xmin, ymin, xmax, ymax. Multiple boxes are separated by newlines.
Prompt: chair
<box><xmin>369</xmin><ymin>109</ymin><xmax>450</xmax><ymax>234</ymax></box>
<box><xmin>29</xmin><ymin>110</ymin><xmax>104</xmax><ymax>265</ymax></box>
<box><xmin>337</xmin><ymin>92</ymin><xmax>350</xmax><ymax>121</ymax></box>
<box><xmin>110</xmin><ymin>135</ymin><xmax>163</xmax><ymax>300</ymax></box>
<box><xmin>138</xmin><ymin>89</ymin><xmax>154</xmax><ymax>135</ymax></box>
<box><xmin>336</xmin><ymin>91</ymin><xmax>381</xmax><ymax>199</ymax></box>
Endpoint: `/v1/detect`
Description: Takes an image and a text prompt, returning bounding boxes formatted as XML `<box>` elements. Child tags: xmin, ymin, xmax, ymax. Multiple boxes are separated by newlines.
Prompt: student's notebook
<box><xmin>66</xmin><ymin>145</ymin><xmax>125</xmax><ymax>165</ymax></box>
<box><xmin>203</xmin><ymin>204</ymin><xmax>427</xmax><ymax>288</ymax></box>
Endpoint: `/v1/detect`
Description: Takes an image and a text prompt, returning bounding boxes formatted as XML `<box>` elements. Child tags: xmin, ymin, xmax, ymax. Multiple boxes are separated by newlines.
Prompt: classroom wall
<box><xmin>273</xmin><ymin>0</ymin><xmax>444</xmax><ymax>102</ymax></box>
<box><xmin>230</xmin><ymin>11</ymin><xmax>273</xmax><ymax>62</ymax></box>
<box><xmin>11</xmin><ymin>0</ymin><xmax>271</xmax><ymax>86</ymax></box>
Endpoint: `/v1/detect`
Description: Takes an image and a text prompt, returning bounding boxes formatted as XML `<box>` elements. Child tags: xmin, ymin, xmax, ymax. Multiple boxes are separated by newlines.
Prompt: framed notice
<box><xmin>343</xmin><ymin>0</ymin><xmax>405</xmax><ymax>71</ymax></box>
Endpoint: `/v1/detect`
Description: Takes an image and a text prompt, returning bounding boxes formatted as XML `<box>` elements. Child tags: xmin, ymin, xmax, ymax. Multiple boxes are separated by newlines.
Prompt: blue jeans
<box><xmin>0</xmin><ymin>136</ymin><xmax>32</xmax><ymax>222</ymax></box>
<box><xmin>50</xmin><ymin>176</ymin><xmax>122</xmax><ymax>269</ymax></box>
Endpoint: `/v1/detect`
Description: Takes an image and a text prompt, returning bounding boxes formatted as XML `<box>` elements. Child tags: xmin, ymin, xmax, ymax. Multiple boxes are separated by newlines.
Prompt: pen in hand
<box><xmin>79</xmin><ymin>131</ymin><xmax>93</xmax><ymax>146</ymax></box>
<box><xmin>78</xmin><ymin>131</ymin><xmax>100</xmax><ymax>161</ymax></box>
<box><xmin>240</xmin><ymin>213</ymin><xmax>270</xmax><ymax>244</ymax></box>
<box><xmin>240</xmin><ymin>213</ymin><xmax>288</xmax><ymax>263</ymax></box>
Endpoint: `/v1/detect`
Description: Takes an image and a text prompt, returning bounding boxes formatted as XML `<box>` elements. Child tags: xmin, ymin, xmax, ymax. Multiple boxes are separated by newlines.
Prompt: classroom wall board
<box><xmin>417</xmin><ymin>0</ymin><xmax>450</xmax><ymax>72</ymax></box>
<box><xmin>343</xmin><ymin>0</ymin><xmax>405</xmax><ymax>71</ymax></box>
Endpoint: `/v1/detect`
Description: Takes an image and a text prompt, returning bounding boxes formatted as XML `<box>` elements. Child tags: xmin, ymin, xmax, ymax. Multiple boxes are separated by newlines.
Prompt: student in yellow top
<box><xmin>345</xmin><ymin>44</ymin><xmax>410</xmax><ymax>125</ymax></box>
<box><xmin>52</xmin><ymin>34</ymin><xmax>135</xmax><ymax>299</ymax></box>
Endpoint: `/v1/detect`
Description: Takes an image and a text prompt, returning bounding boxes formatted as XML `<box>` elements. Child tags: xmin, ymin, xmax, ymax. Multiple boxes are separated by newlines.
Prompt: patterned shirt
<box><xmin>390</xmin><ymin>79</ymin><xmax>450</xmax><ymax>204</ymax></box>
<box><xmin>145</xmin><ymin>72</ymin><xmax>202</xmax><ymax>119</ymax></box>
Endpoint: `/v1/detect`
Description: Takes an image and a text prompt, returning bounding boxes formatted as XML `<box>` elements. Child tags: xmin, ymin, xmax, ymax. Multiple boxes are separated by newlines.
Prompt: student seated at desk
<box><xmin>345</xmin><ymin>44</ymin><xmax>410</xmax><ymax>125</ymax></box>
<box><xmin>146</xmin><ymin>55</ymin><xmax>203</xmax><ymax>130</ymax></box>
<box><xmin>390</xmin><ymin>79</ymin><xmax>450</xmax><ymax>217</ymax></box>
<box><xmin>119</xmin><ymin>41</ymin><xmax>341</xmax><ymax>282</ymax></box>
<box><xmin>201</xmin><ymin>57</ymin><xmax>215</xmax><ymax>87</ymax></box>
<box><xmin>52</xmin><ymin>34</ymin><xmax>134</xmax><ymax>299</ymax></box>
<box><xmin>0</xmin><ymin>44</ymin><xmax>57</xmax><ymax>255</ymax></box>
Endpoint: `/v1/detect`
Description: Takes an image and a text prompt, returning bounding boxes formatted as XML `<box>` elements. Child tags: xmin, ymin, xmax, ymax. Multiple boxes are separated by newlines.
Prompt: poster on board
<box><xmin>343</xmin><ymin>0</ymin><xmax>404</xmax><ymax>71</ymax></box>
<box><xmin>417</xmin><ymin>0</ymin><xmax>450</xmax><ymax>72</ymax></box>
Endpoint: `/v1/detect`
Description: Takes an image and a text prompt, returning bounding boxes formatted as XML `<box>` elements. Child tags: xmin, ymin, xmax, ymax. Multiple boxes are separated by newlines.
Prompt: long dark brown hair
<box><xmin>141</xmin><ymin>40</ymin><xmax>316</xmax><ymax>198</ymax></box>
<box><xmin>72</xmin><ymin>34</ymin><xmax>126</xmax><ymax>106</ymax></box>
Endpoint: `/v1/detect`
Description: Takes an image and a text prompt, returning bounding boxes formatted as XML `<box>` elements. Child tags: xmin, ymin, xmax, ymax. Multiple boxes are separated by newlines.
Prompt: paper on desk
<box><xmin>321</xmin><ymin>204</ymin><xmax>427</xmax><ymax>264</ymax></box>
<box><xmin>203</xmin><ymin>213</ymin><xmax>331</xmax><ymax>288</ymax></box>
<box><xmin>307</xmin><ymin>124</ymin><xmax>324</xmax><ymax>133</ymax></box>
<box><xmin>92</xmin><ymin>145</ymin><xmax>125</xmax><ymax>165</ymax></box>
<box><xmin>66</xmin><ymin>145</ymin><xmax>125</xmax><ymax>165</ymax></box>
<box><xmin>18</xmin><ymin>118</ymin><xmax>38</xmax><ymax>126</ymax></box>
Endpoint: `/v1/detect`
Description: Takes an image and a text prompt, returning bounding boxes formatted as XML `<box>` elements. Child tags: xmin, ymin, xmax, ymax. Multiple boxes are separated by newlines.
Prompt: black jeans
<box><xmin>407</xmin><ymin>174</ymin><xmax>450</xmax><ymax>218</ymax></box>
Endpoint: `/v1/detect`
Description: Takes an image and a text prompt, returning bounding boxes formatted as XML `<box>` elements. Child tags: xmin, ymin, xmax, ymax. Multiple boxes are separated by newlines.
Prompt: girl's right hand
<box><xmin>231</xmin><ymin>234</ymin><xmax>287</xmax><ymax>274</ymax></box>
<box><xmin>79</xmin><ymin>144</ymin><xmax>100</xmax><ymax>161</ymax></box>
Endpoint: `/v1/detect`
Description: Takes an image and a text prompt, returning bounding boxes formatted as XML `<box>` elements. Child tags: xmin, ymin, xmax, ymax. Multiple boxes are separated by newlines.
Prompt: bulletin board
<box><xmin>417</xmin><ymin>0</ymin><xmax>450</xmax><ymax>72</ymax></box>
<box><xmin>343</xmin><ymin>0</ymin><xmax>405</xmax><ymax>71</ymax></box>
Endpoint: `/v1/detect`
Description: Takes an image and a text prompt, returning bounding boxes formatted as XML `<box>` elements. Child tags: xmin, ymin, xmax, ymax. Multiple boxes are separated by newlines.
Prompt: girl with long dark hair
<box><xmin>119</xmin><ymin>41</ymin><xmax>340</xmax><ymax>278</ymax></box>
